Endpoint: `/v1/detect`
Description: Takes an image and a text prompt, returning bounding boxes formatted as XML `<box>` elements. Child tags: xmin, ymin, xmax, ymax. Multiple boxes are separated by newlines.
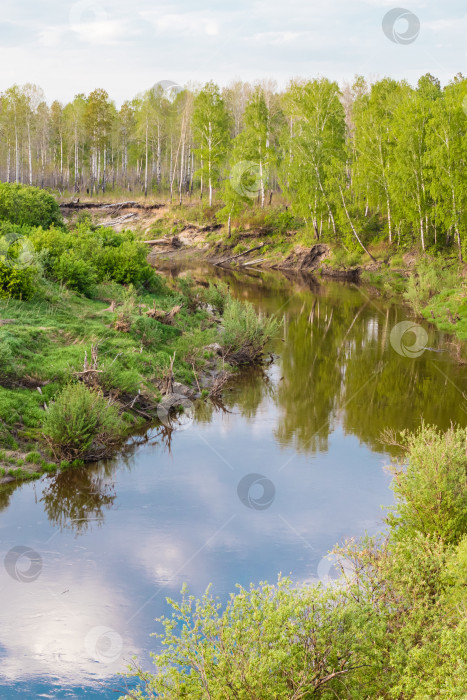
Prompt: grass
<box><xmin>0</xmin><ymin>275</ymin><xmax>219</xmax><ymax>475</ymax></box>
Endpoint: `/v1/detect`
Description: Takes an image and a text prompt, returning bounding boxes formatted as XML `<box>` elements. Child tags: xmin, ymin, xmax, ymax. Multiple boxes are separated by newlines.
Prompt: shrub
<box><xmin>264</xmin><ymin>209</ymin><xmax>301</xmax><ymax>235</ymax></box>
<box><xmin>222</xmin><ymin>296</ymin><xmax>280</xmax><ymax>364</ymax></box>
<box><xmin>177</xmin><ymin>276</ymin><xmax>202</xmax><ymax>311</ymax></box>
<box><xmin>0</xmin><ymin>260</ymin><xmax>36</xmax><ymax>299</ymax></box>
<box><xmin>0</xmin><ymin>183</ymin><xmax>62</xmax><ymax>228</ymax></box>
<box><xmin>124</xmin><ymin>425</ymin><xmax>467</xmax><ymax>700</ymax></box>
<box><xmin>54</xmin><ymin>251</ymin><xmax>98</xmax><ymax>296</ymax></box>
<box><xmin>98</xmin><ymin>238</ymin><xmax>155</xmax><ymax>286</ymax></box>
<box><xmin>42</xmin><ymin>383</ymin><xmax>123</xmax><ymax>460</ymax></box>
<box><xmin>385</xmin><ymin>423</ymin><xmax>467</xmax><ymax>545</ymax></box>
<box><xmin>203</xmin><ymin>281</ymin><xmax>229</xmax><ymax>315</ymax></box>
<box><xmin>126</xmin><ymin>578</ymin><xmax>361</xmax><ymax>700</ymax></box>
<box><xmin>30</xmin><ymin>224</ymin><xmax>157</xmax><ymax>290</ymax></box>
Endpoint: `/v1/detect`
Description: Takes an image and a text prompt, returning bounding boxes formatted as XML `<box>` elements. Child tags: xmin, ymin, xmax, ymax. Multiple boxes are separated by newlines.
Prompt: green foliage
<box><xmin>0</xmin><ymin>260</ymin><xmax>36</xmax><ymax>299</ymax></box>
<box><xmin>404</xmin><ymin>257</ymin><xmax>461</xmax><ymax>314</ymax></box>
<box><xmin>25</xmin><ymin>451</ymin><xmax>41</xmax><ymax>464</ymax></box>
<box><xmin>0</xmin><ymin>183</ymin><xmax>63</xmax><ymax>228</ymax></box>
<box><xmin>386</xmin><ymin>424</ymin><xmax>467</xmax><ymax>544</ymax></box>
<box><xmin>192</xmin><ymin>82</ymin><xmax>231</xmax><ymax>205</ymax></box>
<box><xmin>176</xmin><ymin>276</ymin><xmax>203</xmax><ymax>312</ymax></box>
<box><xmin>30</xmin><ymin>224</ymin><xmax>158</xmax><ymax>293</ymax></box>
<box><xmin>126</xmin><ymin>579</ymin><xmax>363</xmax><ymax>699</ymax></box>
<box><xmin>54</xmin><ymin>251</ymin><xmax>98</xmax><ymax>295</ymax></box>
<box><xmin>202</xmin><ymin>281</ymin><xmax>228</xmax><ymax>315</ymax></box>
<box><xmin>222</xmin><ymin>296</ymin><xmax>280</xmax><ymax>363</ymax></box>
<box><xmin>263</xmin><ymin>208</ymin><xmax>300</xmax><ymax>235</ymax></box>
<box><xmin>42</xmin><ymin>383</ymin><xmax>124</xmax><ymax>460</ymax></box>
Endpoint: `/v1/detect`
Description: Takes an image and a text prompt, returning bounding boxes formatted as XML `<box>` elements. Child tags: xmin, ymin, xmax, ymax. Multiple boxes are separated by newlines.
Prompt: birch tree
<box><xmin>192</xmin><ymin>83</ymin><xmax>230</xmax><ymax>206</ymax></box>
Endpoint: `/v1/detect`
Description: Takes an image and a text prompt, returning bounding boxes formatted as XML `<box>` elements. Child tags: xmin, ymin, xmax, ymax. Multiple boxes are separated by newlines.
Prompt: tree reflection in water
<box><xmin>40</xmin><ymin>465</ymin><xmax>116</xmax><ymax>534</ymax></box>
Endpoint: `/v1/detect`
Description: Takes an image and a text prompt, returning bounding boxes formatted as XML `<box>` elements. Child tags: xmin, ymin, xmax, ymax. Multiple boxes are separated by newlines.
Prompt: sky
<box><xmin>0</xmin><ymin>0</ymin><xmax>465</xmax><ymax>105</ymax></box>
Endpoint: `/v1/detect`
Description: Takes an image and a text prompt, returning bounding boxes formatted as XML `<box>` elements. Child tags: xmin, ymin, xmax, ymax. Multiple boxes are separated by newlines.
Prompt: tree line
<box><xmin>0</xmin><ymin>74</ymin><xmax>466</xmax><ymax>256</ymax></box>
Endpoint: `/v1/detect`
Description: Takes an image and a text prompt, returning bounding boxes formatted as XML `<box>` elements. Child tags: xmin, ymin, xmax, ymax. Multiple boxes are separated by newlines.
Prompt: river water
<box><xmin>0</xmin><ymin>264</ymin><xmax>465</xmax><ymax>698</ymax></box>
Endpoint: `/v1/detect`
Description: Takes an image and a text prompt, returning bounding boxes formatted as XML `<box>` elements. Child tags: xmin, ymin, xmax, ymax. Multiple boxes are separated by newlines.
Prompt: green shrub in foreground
<box><xmin>386</xmin><ymin>423</ymin><xmax>467</xmax><ymax>545</ymax></box>
<box><xmin>42</xmin><ymin>383</ymin><xmax>123</xmax><ymax>460</ymax></box>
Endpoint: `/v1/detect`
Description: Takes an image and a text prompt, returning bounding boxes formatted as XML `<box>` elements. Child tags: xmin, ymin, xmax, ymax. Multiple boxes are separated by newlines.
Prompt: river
<box><xmin>0</xmin><ymin>264</ymin><xmax>465</xmax><ymax>698</ymax></box>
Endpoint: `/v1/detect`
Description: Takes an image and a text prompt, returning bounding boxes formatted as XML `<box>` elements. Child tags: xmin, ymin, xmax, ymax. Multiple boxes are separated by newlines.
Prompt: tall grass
<box><xmin>222</xmin><ymin>297</ymin><xmax>280</xmax><ymax>364</ymax></box>
<box><xmin>42</xmin><ymin>383</ymin><xmax>123</xmax><ymax>460</ymax></box>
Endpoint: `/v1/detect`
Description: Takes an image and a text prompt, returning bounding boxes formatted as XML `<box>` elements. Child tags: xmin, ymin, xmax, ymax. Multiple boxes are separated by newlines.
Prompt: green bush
<box><xmin>386</xmin><ymin>424</ymin><xmax>467</xmax><ymax>545</ymax></box>
<box><xmin>0</xmin><ymin>183</ymin><xmax>62</xmax><ymax>228</ymax></box>
<box><xmin>54</xmin><ymin>251</ymin><xmax>98</xmax><ymax>296</ymax></box>
<box><xmin>203</xmin><ymin>281</ymin><xmax>229</xmax><ymax>315</ymax></box>
<box><xmin>222</xmin><ymin>296</ymin><xmax>280</xmax><ymax>363</ymax></box>
<box><xmin>42</xmin><ymin>383</ymin><xmax>124</xmax><ymax>460</ymax></box>
<box><xmin>0</xmin><ymin>260</ymin><xmax>36</xmax><ymax>299</ymax></box>
<box><xmin>177</xmin><ymin>276</ymin><xmax>202</xmax><ymax>311</ymax></box>
<box><xmin>264</xmin><ymin>209</ymin><xmax>301</xmax><ymax>235</ymax></box>
<box><xmin>30</xmin><ymin>224</ymin><xmax>156</xmax><ymax>290</ymax></box>
<box><xmin>98</xmin><ymin>238</ymin><xmax>154</xmax><ymax>285</ymax></box>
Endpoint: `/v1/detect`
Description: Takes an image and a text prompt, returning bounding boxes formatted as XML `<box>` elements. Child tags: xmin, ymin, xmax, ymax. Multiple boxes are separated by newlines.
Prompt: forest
<box><xmin>1</xmin><ymin>73</ymin><xmax>466</xmax><ymax>259</ymax></box>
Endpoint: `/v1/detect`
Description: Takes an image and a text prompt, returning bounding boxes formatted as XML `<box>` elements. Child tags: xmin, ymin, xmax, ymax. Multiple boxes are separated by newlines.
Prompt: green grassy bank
<box><xmin>0</xmin><ymin>184</ymin><xmax>278</xmax><ymax>483</ymax></box>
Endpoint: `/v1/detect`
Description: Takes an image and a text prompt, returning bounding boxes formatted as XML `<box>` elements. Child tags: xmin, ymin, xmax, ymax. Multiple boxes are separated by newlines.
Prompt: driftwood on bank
<box><xmin>97</xmin><ymin>213</ymin><xmax>139</xmax><ymax>227</ymax></box>
<box><xmin>144</xmin><ymin>238</ymin><xmax>173</xmax><ymax>245</ymax></box>
<box><xmin>144</xmin><ymin>236</ymin><xmax>182</xmax><ymax>248</ymax></box>
<box><xmin>208</xmin><ymin>371</ymin><xmax>232</xmax><ymax>400</ymax></box>
<box><xmin>146</xmin><ymin>304</ymin><xmax>182</xmax><ymax>325</ymax></box>
<box><xmin>241</xmin><ymin>257</ymin><xmax>267</xmax><ymax>267</ymax></box>
<box><xmin>60</xmin><ymin>201</ymin><xmax>164</xmax><ymax>211</ymax></box>
<box><xmin>216</xmin><ymin>243</ymin><xmax>266</xmax><ymax>266</ymax></box>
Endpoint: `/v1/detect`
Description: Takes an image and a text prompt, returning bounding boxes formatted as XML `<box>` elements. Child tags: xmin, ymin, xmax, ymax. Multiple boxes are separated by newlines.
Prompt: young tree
<box><xmin>352</xmin><ymin>78</ymin><xmax>404</xmax><ymax>243</ymax></box>
<box><xmin>389</xmin><ymin>75</ymin><xmax>442</xmax><ymax>251</ymax></box>
<box><xmin>192</xmin><ymin>82</ymin><xmax>230</xmax><ymax>207</ymax></box>
<box><xmin>231</xmin><ymin>88</ymin><xmax>273</xmax><ymax>208</ymax></box>
<box><xmin>84</xmin><ymin>89</ymin><xmax>114</xmax><ymax>195</ymax></box>
<box><xmin>426</xmin><ymin>76</ymin><xmax>467</xmax><ymax>259</ymax></box>
<box><xmin>280</xmin><ymin>79</ymin><xmax>346</xmax><ymax>238</ymax></box>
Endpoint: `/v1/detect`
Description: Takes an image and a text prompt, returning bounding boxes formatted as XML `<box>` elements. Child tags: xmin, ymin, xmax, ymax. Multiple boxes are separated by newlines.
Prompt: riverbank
<box><xmin>0</xmin><ymin>277</ymin><xmax>281</xmax><ymax>485</ymax></box>
<box><xmin>54</xmin><ymin>195</ymin><xmax>467</xmax><ymax>353</ymax></box>
<box><xmin>136</xmin><ymin>202</ymin><xmax>466</xmax><ymax>348</ymax></box>
<box><xmin>0</xmin><ymin>186</ymin><xmax>281</xmax><ymax>486</ymax></box>
<box><xmin>0</xmin><ymin>281</ymin><xmax>216</xmax><ymax>485</ymax></box>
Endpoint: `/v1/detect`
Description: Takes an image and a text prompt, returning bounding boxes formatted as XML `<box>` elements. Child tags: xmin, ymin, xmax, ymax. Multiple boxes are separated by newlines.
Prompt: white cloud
<box><xmin>251</xmin><ymin>31</ymin><xmax>306</xmax><ymax>45</ymax></box>
<box><xmin>141</xmin><ymin>10</ymin><xmax>220</xmax><ymax>37</ymax></box>
<box><xmin>37</xmin><ymin>25</ymin><xmax>66</xmax><ymax>47</ymax></box>
<box><xmin>70</xmin><ymin>19</ymin><xmax>129</xmax><ymax>45</ymax></box>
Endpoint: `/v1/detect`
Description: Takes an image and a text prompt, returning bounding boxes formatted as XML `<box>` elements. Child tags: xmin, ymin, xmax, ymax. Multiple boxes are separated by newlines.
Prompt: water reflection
<box><xmin>40</xmin><ymin>466</ymin><xmax>116</xmax><ymax>534</ymax></box>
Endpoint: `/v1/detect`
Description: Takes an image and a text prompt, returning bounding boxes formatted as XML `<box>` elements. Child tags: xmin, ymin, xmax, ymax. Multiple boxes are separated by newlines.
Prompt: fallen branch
<box><xmin>60</xmin><ymin>201</ymin><xmax>164</xmax><ymax>211</ymax></box>
<box><xmin>216</xmin><ymin>243</ymin><xmax>266</xmax><ymax>266</ymax></box>
<box><xmin>209</xmin><ymin>371</ymin><xmax>231</xmax><ymax>399</ymax></box>
<box><xmin>144</xmin><ymin>238</ymin><xmax>173</xmax><ymax>245</ymax></box>
<box><xmin>146</xmin><ymin>304</ymin><xmax>182</xmax><ymax>325</ymax></box>
<box><xmin>241</xmin><ymin>257</ymin><xmax>267</xmax><ymax>267</ymax></box>
<box><xmin>144</xmin><ymin>236</ymin><xmax>182</xmax><ymax>248</ymax></box>
<box><xmin>160</xmin><ymin>352</ymin><xmax>176</xmax><ymax>396</ymax></box>
<box><xmin>97</xmin><ymin>213</ymin><xmax>139</xmax><ymax>227</ymax></box>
